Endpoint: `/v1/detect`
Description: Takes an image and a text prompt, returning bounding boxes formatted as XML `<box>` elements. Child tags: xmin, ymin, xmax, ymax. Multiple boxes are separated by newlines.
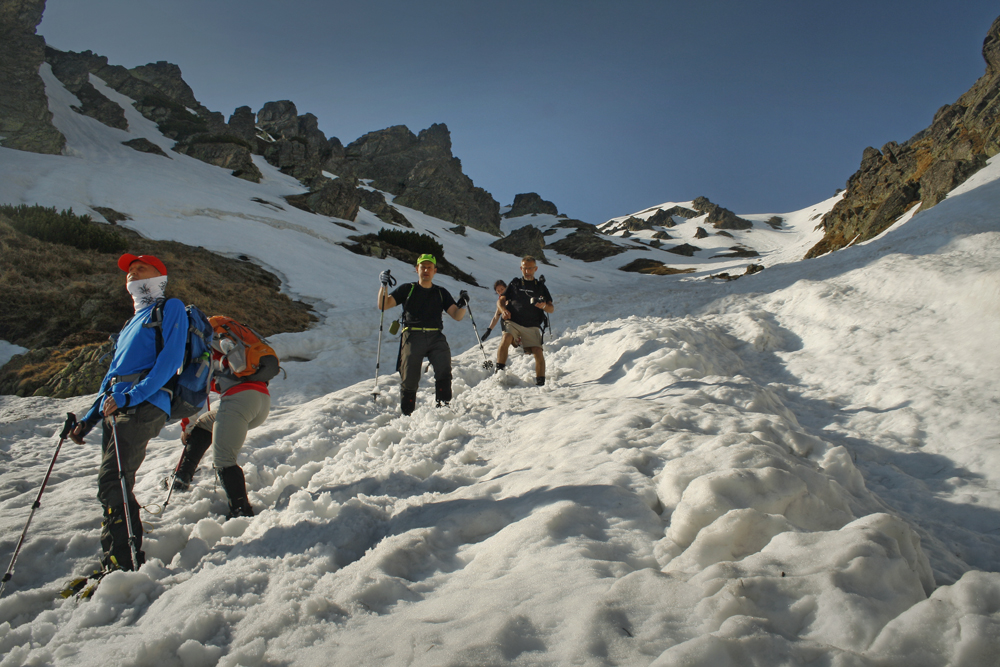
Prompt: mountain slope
<box><xmin>0</xmin><ymin>55</ymin><xmax>999</xmax><ymax>665</ymax></box>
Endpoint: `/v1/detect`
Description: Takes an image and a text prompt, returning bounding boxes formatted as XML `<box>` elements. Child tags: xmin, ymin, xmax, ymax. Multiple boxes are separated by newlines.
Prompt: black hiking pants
<box><xmin>97</xmin><ymin>401</ymin><xmax>166</xmax><ymax>569</ymax></box>
<box><xmin>399</xmin><ymin>330</ymin><xmax>452</xmax><ymax>401</ymax></box>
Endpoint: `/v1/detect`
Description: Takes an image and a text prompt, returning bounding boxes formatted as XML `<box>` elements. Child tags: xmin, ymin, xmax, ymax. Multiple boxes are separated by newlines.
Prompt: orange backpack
<box><xmin>209</xmin><ymin>316</ymin><xmax>280</xmax><ymax>380</ymax></box>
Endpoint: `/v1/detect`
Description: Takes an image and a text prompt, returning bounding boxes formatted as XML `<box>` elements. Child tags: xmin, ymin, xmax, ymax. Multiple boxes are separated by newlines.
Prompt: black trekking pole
<box><xmin>463</xmin><ymin>294</ymin><xmax>494</xmax><ymax>371</ymax></box>
<box><xmin>373</xmin><ymin>270</ymin><xmax>397</xmax><ymax>400</ymax></box>
<box><xmin>110</xmin><ymin>416</ymin><xmax>142</xmax><ymax>570</ymax></box>
<box><xmin>1</xmin><ymin>412</ymin><xmax>76</xmax><ymax>598</ymax></box>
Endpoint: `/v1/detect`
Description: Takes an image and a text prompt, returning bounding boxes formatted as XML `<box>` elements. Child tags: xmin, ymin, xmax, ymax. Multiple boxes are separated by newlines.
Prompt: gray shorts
<box><xmin>504</xmin><ymin>321</ymin><xmax>543</xmax><ymax>350</ymax></box>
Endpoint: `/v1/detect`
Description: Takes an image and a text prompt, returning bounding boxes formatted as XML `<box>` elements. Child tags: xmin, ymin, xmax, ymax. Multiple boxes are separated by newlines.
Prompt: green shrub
<box><xmin>186</xmin><ymin>134</ymin><xmax>253</xmax><ymax>151</ymax></box>
<box><xmin>0</xmin><ymin>204</ymin><xmax>127</xmax><ymax>253</ymax></box>
<box><xmin>377</xmin><ymin>228</ymin><xmax>444</xmax><ymax>260</ymax></box>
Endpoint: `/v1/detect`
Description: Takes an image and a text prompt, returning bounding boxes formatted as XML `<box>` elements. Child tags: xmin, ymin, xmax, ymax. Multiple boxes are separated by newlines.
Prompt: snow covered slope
<box><xmin>0</xmin><ymin>66</ymin><xmax>998</xmax><ymax>666</ymax></box>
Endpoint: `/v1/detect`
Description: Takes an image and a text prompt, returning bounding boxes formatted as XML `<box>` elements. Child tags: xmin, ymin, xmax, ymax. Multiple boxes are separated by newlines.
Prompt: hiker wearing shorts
<box><xmin>496</xmin><ymin>256</ymin><xmax>554</xmax><ymax>386</ymax></box>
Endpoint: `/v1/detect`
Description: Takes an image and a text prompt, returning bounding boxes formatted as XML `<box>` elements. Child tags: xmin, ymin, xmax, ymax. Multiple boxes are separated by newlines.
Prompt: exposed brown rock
<box><xmin>807</xmin><ymin>16</ymin><xmax>1000</xmax><ymax>258</ymax></box>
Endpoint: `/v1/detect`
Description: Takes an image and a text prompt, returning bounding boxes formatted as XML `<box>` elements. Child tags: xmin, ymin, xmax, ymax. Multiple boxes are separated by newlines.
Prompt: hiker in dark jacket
<box><xmin>377</xmin><ymin>254</ymin><xmax>466</xmax><ymax>415</ymax></box>
<box><xmin>496</xmin><ymin>256</ymin><xmax>554</xmax><ymax>386</ymax></box>
<box><xmin>172</xmin><ymin>323</ymin><xmax>276</xmax><ymax>518</ymax></box>
<box><xmin>70</xmin><ymin>253</ymin><xmax>186</xmax><ymax>571</ymax></box>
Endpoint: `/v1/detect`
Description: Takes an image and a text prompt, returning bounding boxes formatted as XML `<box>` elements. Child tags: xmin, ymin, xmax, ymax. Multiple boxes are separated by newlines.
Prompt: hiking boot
<box><xmin>217</xmin><ymin>466</ymin><xmax>254</xmax><ymax>519</ymax></box>
<box><xmin>494</xmin><ymin>363</ymin><xmax>506</xmax><ymax>375</ymax></box>
<box><xmin>435</xmin><ymin>378</ymin><xmax>452</xmax><ymax>406</ymax></box>
<box><xmin>101</xmin><ymin>550</ymin><xmax>145</xmax><ymax>573</ymax></box>
<box><xmin>536</xmin><ymin>376</ymin><xmax>545</xmax><ymax>386</ymax></box>
<box><xmin>173</xmin><ymin>426</ymin><xmax>212</xmax><ymax>492</ymax></box>
<box><xmin>100</xmin><ymin>504</ymin><xmax>143</xmax><ymax>571</ymax></box>
<box><xmin>401</xmin><ymin>391</ymin><xmax>417</xmax><ymax>416</ymax></box>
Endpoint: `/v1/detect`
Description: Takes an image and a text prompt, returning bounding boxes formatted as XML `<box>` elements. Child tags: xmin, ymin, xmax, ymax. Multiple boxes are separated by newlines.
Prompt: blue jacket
<box><xmin>82</xmin><ymin>298</ymin><xmax>187</xmax><ymax>425</ymax></box>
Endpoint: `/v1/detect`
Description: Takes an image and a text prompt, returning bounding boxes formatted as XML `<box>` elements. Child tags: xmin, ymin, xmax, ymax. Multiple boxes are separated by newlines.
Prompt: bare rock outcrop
<box><xmin>0</xmin><ymin>0</ymin><xmax>65</xmax><ymax>153</ymax></box>
<box><xmin>173</xmin><ymin>138</ymin><xmax>262</xmax><ymax>182</ymax></box>
<box><xmin>807</xmin><ymin>16</ymin><xmax>1000</xmax><ymax>258</ymax></box>
<box><xmin>691</xmin><ymin>196</ymin><xmax>753</xmax><ymax>230</ymax></box>
<box><xmin>341</xmin><ymin>124</ymin><xmax>502</xmax><ymax>235</ymax></box>
<box><xmin>285</xmin><ymin>176</ymin><xmax>361</xmax><ymax>221</ymax></box>
<box><xmin>490</xmin><ymin>224</ymin><xmax>548</xmax><ymax>263</ymax></box>
<box><xmin>504</xmin><ymin>192</ymin><xmax>559</xmax><ymax>218</ymax></box>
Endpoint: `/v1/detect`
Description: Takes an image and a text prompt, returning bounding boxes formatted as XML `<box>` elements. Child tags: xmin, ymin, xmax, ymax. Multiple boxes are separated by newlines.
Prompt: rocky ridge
<box><xmin>807</xmin><ymin>16</ymin><xmax>1000</xmax><ymax>258</ymax></box>
<box><xmin>1</xmin><ymin>0</ymin><xmax>502</xmax><ymax>238</ymax></box>
<box><xmin>0</xmin><ymin>0</ymin><xmax>64</xmax><ymax>154</ymax></box>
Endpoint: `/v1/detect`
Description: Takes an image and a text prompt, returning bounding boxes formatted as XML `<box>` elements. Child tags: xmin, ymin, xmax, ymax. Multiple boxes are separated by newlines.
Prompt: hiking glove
<box><xmin>457</xmin><ymin>291</ymin><xmax>469</xmax><ymax>308</ymax></box>
<box><xmin>379</xmin><ymin>270</ymin><xmax>392</xmax><ymax>286</ymax></box>
<box><xmin>481</xmin><ymin>327</ymin><xmax>492</xmax><ymax>341</ymax></box>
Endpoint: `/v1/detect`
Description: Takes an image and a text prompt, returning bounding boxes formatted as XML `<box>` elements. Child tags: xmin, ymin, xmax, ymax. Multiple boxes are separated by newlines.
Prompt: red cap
<box><xmin>118</xmin><ymin>253</ymin><xmax>167</xmax><ymax>275</ymax></box>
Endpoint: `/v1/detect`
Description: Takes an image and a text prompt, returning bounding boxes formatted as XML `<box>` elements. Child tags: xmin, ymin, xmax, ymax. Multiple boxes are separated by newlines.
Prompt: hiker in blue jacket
<box><xmin>70</xmin><ymin>253</ymin><xmax>187</xmax><ymax>571</ymax></box>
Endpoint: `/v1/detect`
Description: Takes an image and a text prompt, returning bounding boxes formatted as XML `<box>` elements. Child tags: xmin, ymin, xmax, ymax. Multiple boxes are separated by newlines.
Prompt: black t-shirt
<box><xmin>390</xmin><ymin>282</ymin><xmax>457</xmax><ymax>329</ymax></box>
<box><xmin>505</xmin><ymin>277</ymin><xmax>552</xmax><ymax>328</ymax></box>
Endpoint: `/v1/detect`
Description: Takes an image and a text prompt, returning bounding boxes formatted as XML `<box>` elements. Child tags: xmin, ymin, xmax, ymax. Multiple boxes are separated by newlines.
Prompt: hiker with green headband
<box><xmin>377</xmin><ymin>254</ymin><xmax>467</xmax><ymax>415</ymax></box>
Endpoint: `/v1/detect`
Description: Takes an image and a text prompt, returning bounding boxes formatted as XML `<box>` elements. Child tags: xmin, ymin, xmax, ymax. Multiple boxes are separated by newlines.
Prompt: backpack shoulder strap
<box><xmin>143</xmin><ymin>297</ymin><xmax>168</xmax><ymax>355</ymax></box>
<box><xmin>400</xmin><ymin>283</ymin><xmax>417</xmax><ymax>324</ymax></box>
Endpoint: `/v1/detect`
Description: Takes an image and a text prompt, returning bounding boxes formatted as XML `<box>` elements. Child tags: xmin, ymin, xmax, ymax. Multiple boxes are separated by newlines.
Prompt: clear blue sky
<box><xmin>39</xmin><ymin>1</ymin><xmax>998</xmax><ymax>224</ymax></box>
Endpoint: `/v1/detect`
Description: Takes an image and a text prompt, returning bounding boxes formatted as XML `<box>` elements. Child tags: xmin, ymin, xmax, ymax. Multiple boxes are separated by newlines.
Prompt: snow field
<box><xmin>0</xmin><ymin>63</ymin><xmax>999</xmax><ymax>666</ymax></box>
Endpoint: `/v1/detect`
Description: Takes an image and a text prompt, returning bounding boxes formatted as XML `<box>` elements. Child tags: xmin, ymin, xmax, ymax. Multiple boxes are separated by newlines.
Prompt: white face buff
<box><xmin>126</xmin><ymin>275</ymin><xmax>167</xmax><ymax>312</ymax></box>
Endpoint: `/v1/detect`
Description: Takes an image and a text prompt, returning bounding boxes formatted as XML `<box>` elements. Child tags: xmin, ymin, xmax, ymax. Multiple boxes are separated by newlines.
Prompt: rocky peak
<box><xmin>257</xmin><ymin>100</ymin><xmax>300</xmax><ymax>139</ymax></box>
<box><xmin>807</xmin><ymin>16</ymin><xmax>1000</xmax><ymax>258</ymax></box>
<box><xmin>227</xmin><ymin>105</ymin><xmax>257</xmax><ymax>144</ymax></box>
<box><xmin>340</xmin><ymin>123</ymin><xmax>501</xmax><ymax>235</ymax></box>
<box><xmin>417</xmin><ymin>123</ymin><xmax>452</xmax><ymax>153</ymax></box>
<box><xmin>129</xmin><ymin>61</ymin><xmax>201</xmax><ymax>111</ymax></box>
<box><xmin>504</xmin><ymin>193</ymin><xmax>559</xmax><ymax>218</ymax></box>
<box><xmin>0</xmin><ymin>0</ymin><xmax>65</xmax><ymax>153</ymax></box>
<box><xmin>691</xmin><ymin>197</ymin><xmax>753</xmax><ymax>230</ymax></box>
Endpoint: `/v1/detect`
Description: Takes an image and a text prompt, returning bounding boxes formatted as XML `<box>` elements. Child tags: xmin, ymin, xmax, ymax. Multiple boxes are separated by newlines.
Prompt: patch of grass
<box><xmin>0</xmin><ymin>216</ymin><xmax>317</xmax><ymax>397</ymax></box>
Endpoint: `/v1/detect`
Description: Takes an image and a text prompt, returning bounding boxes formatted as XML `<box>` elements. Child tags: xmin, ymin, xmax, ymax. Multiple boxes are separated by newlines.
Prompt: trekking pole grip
<box><xmin>60</xmin><ymin>412</ymin><xmax>76</xmax><ymax>440</ymax></box>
